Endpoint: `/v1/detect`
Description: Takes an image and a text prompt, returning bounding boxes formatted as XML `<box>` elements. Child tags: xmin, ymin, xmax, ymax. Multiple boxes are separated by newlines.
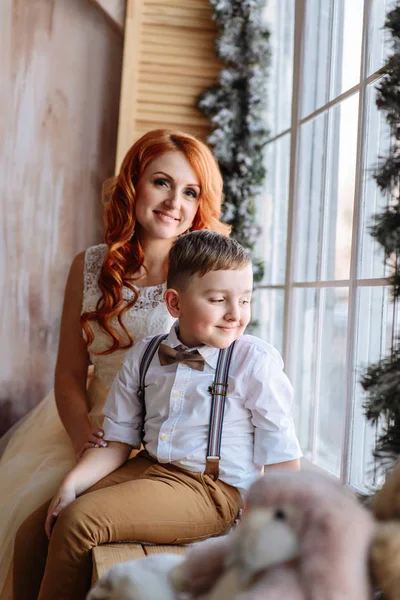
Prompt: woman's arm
<box><xmin>55</xmin><ymin>252</ymin><xmax>106</xmax><ymax>459</ymax></box>
<box><xmin>45</xmin><ymin>441</ymin><xmax>132</xmax><ymax>538</ymax></box>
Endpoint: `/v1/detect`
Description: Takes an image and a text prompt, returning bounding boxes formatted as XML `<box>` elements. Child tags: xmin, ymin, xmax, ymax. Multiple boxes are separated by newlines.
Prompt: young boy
<box><xmin>19</xmin><ymin>231</ymin><xmax>301</xmax><ymax>600</ymax></box>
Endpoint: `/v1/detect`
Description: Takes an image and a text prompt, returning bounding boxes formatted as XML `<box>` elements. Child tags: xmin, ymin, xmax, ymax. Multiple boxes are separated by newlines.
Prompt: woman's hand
<box><xmin>45</xmin><ymin>482</ymin><xmax>77</xmax><ymax>539</ymax></box>
<box><xmin>74</xmin><ymin>427</ymin><xmax>108</xmax><ymax>460</ymax></box>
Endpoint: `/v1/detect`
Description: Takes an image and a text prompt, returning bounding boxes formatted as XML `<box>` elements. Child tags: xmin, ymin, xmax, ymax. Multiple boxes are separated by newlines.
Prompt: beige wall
<box><xmin>1</xmin><ymin>0</ymin><xmax>123</xmax><ymax>433</ymax></box>
<box><xmin>1</xmin><ymin>0</ymin><xmax>220</xmax><ymax>435</ymax></box>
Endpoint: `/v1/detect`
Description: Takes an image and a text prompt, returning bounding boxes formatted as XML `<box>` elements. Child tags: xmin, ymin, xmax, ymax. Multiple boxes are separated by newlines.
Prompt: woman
<box><xmin>0</xmin><ymin>128</ymin><xmax>229</xmax><ymax>599</ymax></box>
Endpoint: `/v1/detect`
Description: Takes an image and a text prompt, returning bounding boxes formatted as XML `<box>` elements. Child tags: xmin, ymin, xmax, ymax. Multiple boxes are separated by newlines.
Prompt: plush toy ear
<box><xmin>169</xmin><ymin>535</ymin><xmax>232</xmax><ymax>596</ymax></box>
<box><xmin>205</xmin><ymin>567</ymin><xmax>242</xmax><ymax>600</ymax></box>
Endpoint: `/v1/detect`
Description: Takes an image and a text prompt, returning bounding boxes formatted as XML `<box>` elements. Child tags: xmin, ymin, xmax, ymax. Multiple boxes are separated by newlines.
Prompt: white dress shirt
<box><xmin>103</xmin><ymin>323</ymin><xmax>302</xmax><ymax>496</ymax></box>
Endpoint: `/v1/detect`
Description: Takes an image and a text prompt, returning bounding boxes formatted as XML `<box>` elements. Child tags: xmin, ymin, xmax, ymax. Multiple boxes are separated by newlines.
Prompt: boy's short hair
<box><xmin>167</xmin><ymin>230</ymin><xmax>252</xmax><ymax>291</ymax></box>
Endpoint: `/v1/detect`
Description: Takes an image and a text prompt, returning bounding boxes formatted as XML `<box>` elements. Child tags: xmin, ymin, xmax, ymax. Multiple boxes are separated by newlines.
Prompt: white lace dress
<box><xmin>0</xmin><ymin>244</ymin><xmax>175</xmax><ymax>599</ymax></box>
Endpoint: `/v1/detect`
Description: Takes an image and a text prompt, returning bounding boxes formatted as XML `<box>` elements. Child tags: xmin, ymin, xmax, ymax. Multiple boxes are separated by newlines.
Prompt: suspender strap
<box><xmin>205</xmin><ymin>341</ymin><xmax>236</xmax><ymax>481</ymax></box>
<box><xmin>138</xmin><ymin>333</ymin><xmax>168</xmax><ymax>438</ymax></box>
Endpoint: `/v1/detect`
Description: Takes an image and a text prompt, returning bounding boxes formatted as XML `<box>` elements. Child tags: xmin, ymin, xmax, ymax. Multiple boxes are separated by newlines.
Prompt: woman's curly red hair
<box><xmin>81</xmin><ymin>129</ymin><xmax>230</xmax><ymax>354</ymax></box>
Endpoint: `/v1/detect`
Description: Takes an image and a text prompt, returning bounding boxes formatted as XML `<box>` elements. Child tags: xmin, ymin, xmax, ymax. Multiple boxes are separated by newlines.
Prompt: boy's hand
<box><xmin>45</xmin><ymin>483</ymin><xmax>77</xmax><ymax>539</ymax></box>
<box><xmin>44</xmin><ymin>441</ymin><xmax>132</xmax><ymax>540</ymax></box>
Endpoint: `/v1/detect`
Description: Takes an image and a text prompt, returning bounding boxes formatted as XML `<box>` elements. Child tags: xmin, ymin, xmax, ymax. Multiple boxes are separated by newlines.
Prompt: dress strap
<box><xmin>205</xmin><ymin>341</ymin><xmax>236</xmax><ymax>481</ymax></box>
<box><xmin>82</xmin><ymin>244</ymin><xmax>108</xmax><ymax>313</ymax></box>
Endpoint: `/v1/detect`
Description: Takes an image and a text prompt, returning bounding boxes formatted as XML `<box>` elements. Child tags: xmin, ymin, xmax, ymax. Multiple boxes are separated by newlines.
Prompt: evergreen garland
<box><xmin>361</xmin><ymin>4</ymin><xmax>400</xmax><ymax>470</ymax></box>
<box><xmin>197</xmin><ymin>0</ymin><xmax>271</xmax><ymax>280</ymax></box>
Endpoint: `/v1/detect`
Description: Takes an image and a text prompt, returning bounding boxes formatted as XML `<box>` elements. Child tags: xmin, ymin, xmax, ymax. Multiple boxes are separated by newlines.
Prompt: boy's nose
<box><xmin>225</xmin><ymin>304</ymin><xmax>240</xmax><ymax>321</ymax></box>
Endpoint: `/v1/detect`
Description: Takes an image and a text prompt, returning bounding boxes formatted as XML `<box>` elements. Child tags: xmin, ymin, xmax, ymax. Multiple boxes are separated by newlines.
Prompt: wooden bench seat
<box><xmin>92</xmin><ymin>543</ymin><xmax>186</xmax><ymax>584</ymax></box>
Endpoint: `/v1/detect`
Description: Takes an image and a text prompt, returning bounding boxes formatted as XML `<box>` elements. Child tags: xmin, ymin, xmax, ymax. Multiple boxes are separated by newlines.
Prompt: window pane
<box><xmin>367</xmin><ymin>0</ymin><xmax>391</xmax><ymax>77</ymax></box>
<box><xmin>302</xmin><ymin>0</ymin><xmax>363</xmax><ymax>117</ymax></box>
<box><xmin>251</xmin><ymin>288</ymin><xmax>284</xmax><ymax>354</ymax></box>
<box><xmin>294</xmin><ymin>112</ymin><xmax>327</xmax><ymax>282</ymax></box>
<box><xmin>330</xmin><ymin>0</ymin><xmax>364</xmax><ymax>99</ymax></box>
<box><xmin>291</xmin><ymin>287</ymin><xmax>319</xmax><ymax>459</ymax></box>
<box><xmin>324</xmin><ymin>93</ymin><xmax>359</xmax><ymax>280</ymax></box>
<box><xmin>302</xmin><ymin>0</ymin><xmax>333</xmax><ymax>118</ymax></box>
<box><xmin>295</xmin><ymin>94</ymin><xmax>359</xmax><ymax>282</ymax></box>
<box><xmin>349</xmin><ymin>286</ymin><xmax>394</xmax><ymax>491</ymax></box>
<box><xmin>359</xmin><ymin>81</ymin><xmax>392</xmax><ymax>279</ymax></box>
<box><xmin>315</xmin><ymin>287</ymin><xmax>349</xmax><ymax>476</ymax></box>
<box><xmin>264</xmin><ymin>0</ymin><xmax>295</xmax><ymax>136</ymax></box>
<box><xmin>255</xmin><ymin>134</ymin><xmax>290</xmax><ymax>286</ymax></box>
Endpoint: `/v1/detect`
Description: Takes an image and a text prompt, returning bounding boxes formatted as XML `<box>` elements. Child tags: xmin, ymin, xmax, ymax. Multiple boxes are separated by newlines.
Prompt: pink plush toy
<box><xmin>170</xmin><ymin>470</ymin><xmax>376</xmax><ymax>600</ymax></box>
<box><xmin>88</xmin><ymin>470</ymin><xmax>375</xmax><ymax>600</ymax></box>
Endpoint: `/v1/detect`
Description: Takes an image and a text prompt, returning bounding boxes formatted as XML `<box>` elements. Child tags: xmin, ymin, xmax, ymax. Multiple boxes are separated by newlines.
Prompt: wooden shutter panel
<box><xmin>116</xmin><ymin>0</ymin><xmax>220</xmax><ymax>169</ymax></box>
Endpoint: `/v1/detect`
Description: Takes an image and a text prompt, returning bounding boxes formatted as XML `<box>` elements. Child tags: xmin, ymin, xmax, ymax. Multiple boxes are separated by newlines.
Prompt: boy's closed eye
<box><xmin>208</xmin><ymin>298</ymin><xmax>251</xmax><ymax>304</ymax></box>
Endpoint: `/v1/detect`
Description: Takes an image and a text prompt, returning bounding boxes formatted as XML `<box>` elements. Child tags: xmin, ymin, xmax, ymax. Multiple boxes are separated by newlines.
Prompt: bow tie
<box><xmin>158</xmin><ymin>344</ymin><xmax>206</xmax><ymax>372</ymax></box>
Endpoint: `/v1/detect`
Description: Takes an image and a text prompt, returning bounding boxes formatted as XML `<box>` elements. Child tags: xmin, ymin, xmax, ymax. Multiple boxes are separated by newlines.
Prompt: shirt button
<box><xmin>160</xmin><ymin>433</ymin><xmax>169</xmax><ymax>441</ymax></box>
<box><xmin>172</xmin><ymin>391</ymin><xmax>181</xmax><ymax>398</ymax></box>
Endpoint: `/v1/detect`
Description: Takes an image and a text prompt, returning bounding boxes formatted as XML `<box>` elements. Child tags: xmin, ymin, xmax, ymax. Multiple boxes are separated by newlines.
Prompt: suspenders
<box><xmin>205</xmin><ymin>341</ymin><xmax>236</xmax><ymax>481</ymax></box>
<box><xmin>137</xmin><ymin>333</ymin><xmax>168</xmax><ymax>439</ymax></box>
<box><xmin>137</xmin><ymin>335</ymin><xmax>235</xmax><ymax>481</ymax></box>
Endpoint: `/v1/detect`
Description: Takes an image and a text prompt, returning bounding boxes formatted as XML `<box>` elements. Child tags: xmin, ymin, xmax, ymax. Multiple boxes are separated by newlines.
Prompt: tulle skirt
<box><xmin>0</xmin><ymin>375</ymin><xmax>108</xmax><ymax>599</ymax></box>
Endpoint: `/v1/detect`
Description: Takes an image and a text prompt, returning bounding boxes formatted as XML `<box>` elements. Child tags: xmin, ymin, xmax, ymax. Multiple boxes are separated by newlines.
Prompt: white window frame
<box><xmin>256</xmin><ymin>0</ymin><xmax>391</xmax><ymax>487</ymax></box>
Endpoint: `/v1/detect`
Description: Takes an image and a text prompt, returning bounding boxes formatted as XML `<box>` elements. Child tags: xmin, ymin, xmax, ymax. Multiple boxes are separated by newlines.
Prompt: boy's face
<box><xmin>166</xmin><ymin>265</ymin><xmax>253</xmax><ymax>348</ymax></box>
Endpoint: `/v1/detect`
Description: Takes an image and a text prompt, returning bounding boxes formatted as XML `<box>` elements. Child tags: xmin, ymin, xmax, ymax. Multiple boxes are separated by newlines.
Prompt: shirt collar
<box><xmin>165</xmin><ymin>322</ymin><xmax>220</xmax><ymax>370</ymax></box>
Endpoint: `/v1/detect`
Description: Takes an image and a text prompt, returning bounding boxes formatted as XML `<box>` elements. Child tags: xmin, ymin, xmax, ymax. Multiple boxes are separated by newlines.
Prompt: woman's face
<box><xmin>135</xmin><ymin>151</ymin><xmax>201</xmax><ymax>241</ymax></box>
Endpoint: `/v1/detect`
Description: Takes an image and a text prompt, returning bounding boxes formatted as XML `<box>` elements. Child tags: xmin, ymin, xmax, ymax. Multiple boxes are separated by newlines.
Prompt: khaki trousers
<box><xmin>13</xmin><ymin>451</ymin><xmax>242</xmax><ymax>600</ymax></box>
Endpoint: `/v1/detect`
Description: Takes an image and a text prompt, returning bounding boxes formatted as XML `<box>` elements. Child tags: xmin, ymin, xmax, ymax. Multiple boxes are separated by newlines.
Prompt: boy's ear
<box><xmin>164</xmin><ymin>288</ymin><xmax>181</xmax><ymax>318</ymax></box>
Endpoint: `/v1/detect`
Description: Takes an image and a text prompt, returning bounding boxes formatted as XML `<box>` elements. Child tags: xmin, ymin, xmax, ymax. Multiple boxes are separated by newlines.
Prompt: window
<box><xmin>254</xmin><ymin>0</ymin><xmax>393</xmax><ymax>491</ymax></box>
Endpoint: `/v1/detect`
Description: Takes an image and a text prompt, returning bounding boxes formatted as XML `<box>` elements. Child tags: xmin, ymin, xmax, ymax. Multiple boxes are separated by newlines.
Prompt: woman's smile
<box><xmin>153</xmin><ymin>210</ymin><xmax>180</xmax><ymax>223</ymax></box>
